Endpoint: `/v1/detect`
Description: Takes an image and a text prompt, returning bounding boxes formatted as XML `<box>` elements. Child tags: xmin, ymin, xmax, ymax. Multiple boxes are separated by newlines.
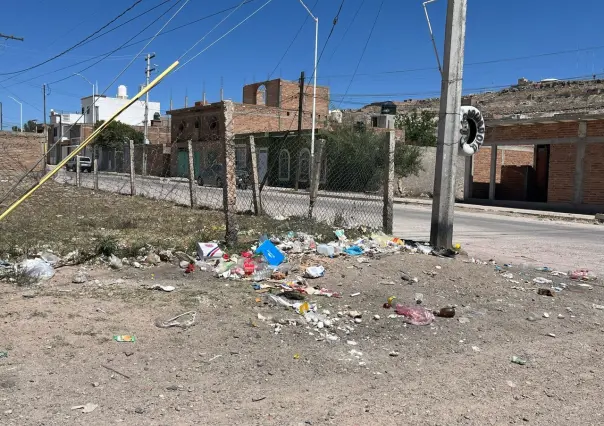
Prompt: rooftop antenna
<box><xmin>203</xmin><ymin>80</ymin><xmax>206</xmax><ymax>104</ymax></box>
<box><xmin>422</xmin><ymin>0</ymin><xmax>443</xmax><ymax>77</ymax></box>
<box><xmin>220</xmin><ymin>76</ymin><xmax>224</xmax><ymax>101</ymax></box>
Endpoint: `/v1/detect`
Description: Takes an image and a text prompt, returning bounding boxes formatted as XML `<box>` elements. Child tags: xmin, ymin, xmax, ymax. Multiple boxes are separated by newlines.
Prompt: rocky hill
<box><xmin>360</xmin><ymin>78</ymin><xmax>604</xmax><ymax>120</ymax></box>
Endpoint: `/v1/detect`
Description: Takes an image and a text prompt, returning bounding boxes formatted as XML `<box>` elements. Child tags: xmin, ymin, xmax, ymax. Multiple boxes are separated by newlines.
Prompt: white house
<box><xmin>81</xmin><ymin>84</ymin><xmax>160</xmax><ymax>128</ymax></box>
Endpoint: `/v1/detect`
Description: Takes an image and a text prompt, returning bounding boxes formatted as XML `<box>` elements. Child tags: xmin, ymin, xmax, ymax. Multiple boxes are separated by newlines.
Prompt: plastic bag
<box><xmin>305</xmin><ymin>265</ymin><xmax>325</xmax><ymax>278</ymax></box>
<box><xmin>20</xmin><ymin>258</ymin><xmax>55</xmax><ymax>281</ymax></box>
<box><xmin>344</xmin><ymin>246</ymin><xmax>364</xmax><ymax>256</ymax></box>
<box><xmin>394</xmin><ymin>304</ymin><xmax>434</xmax><ymax>325</ymax></box>
<box><xmin>569</xmin><ymin>269</ymin><xmax>597</xmax><ymax>281</ymax></box>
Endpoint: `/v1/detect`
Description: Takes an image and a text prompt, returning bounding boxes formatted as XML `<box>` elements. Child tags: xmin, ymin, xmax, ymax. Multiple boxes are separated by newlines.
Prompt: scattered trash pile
<box><xmin>182</xmin><ymin>231</ymin><xmax>462</xmax><ymax>335</ymax></box>
<box><xmin>494</xmin><ymin>263</ymin><xmax>598</xmax><ymax>295</ymax></box>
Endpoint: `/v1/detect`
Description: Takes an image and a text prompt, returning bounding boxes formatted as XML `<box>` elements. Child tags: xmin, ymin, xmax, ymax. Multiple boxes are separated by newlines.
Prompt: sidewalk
<box><xmin>394</xmin><ymin>196</ymin><xmax>597</xmax><ymax>222</ymax></box>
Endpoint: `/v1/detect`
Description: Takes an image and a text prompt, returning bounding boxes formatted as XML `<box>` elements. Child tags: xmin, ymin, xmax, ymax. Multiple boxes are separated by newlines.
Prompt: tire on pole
<box><xmin>459</xmin><ymin>106</ymin><xmax>485</xmax><ymax>156</ymax></box>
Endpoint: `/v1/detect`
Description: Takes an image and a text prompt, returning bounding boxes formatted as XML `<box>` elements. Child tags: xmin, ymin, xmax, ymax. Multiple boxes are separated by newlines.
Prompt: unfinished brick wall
<box><xmin>0</xmin><ymin>131</ymin><xmax>46</xmax><ymax>180</ymax></box>
<box><xmin>472</xmin><ymin>146</ymin><xmax>534</xmax><ymax>199</ymax></box>
<box><xmin>547</xmin><ymin>143</ymin><xmax>576</xmax><ymax>203</ymax></box>
<box><xmin>485</xmin><ymin>122</ymin><xmax>579</xmax><ymax>142</ymax></box>
<box><xmin>582</xmin><ymin>143</ymin><xmax>604</xmax><ymax>204</ymax></box>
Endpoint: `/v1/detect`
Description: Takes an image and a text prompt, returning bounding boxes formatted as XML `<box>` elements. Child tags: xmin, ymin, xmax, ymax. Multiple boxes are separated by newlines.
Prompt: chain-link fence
<box><xmin>0</xmin><ymin>103</ymin><xmax>397</xmax><ymax>250</ymax></box>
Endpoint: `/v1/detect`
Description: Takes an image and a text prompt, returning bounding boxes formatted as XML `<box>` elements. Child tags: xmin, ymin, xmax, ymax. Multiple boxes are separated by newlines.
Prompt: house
<box><xmin>80</xmin><ymin>85</ymin><xmax>160</xmax><ymax>128</ymax></box>
<box><xmin>465</xmin><ymin>114</ymin><xmax>604</xmax><ymax>213</ymax></box>
<box><xmin>46</xmin><ymin>110</ymin><xmax>93</xmax><ymax>164</ymax></box>
<box><xmin>167</xmin><ymin>78</ymin><xmax>330</xmax><ymax>181</ymax></box>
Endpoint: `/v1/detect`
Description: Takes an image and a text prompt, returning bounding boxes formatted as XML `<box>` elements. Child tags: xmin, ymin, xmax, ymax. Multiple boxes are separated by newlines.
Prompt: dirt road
<box><xmin>1</xmin><ymin>250</ymin><xmax>602</xmax><ymax>425</ymax></box>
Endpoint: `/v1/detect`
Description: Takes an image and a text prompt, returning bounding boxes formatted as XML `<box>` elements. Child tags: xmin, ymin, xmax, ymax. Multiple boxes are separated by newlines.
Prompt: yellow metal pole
<box><xmin>0</xmin><ymin>60</ymin><xmax>179</xmax><ymax>222</ymax></box>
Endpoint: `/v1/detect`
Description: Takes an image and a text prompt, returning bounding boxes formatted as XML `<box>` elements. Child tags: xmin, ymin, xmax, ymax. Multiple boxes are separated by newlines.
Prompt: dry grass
<box><xmin>0</xmin><ymin>181</ymin><xmax>345</xmax><ymax>259</ymax></box>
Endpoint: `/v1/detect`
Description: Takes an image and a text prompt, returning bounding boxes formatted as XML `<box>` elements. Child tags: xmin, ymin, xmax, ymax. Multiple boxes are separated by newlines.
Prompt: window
<box><xmin>53</xmin><ymin>127</ymin><xmax>57</xmax><ymax>137</ymax></box>
<box><xmin>256</xmin><ymin>84</ymin><xmax>267</xmax><ymax>106</ymax></box>
<box><xmin>298</xmin><ymin>148</ymin><xmax>310</xmax><ymax>182</ymax></box>
<box><xmin>81</xmin><ymin>107</ymin><xmax>85</xmax><ymax>115</ymax></box>
<box><xmin>371</xmin><ymin>117</ymin><xmax>378</xmax><ymax>128</ymax></box>
<box><xmin>235</xmin><ymin>145</ymin><xmax>247</xmax><ymax>171</ymax></box>
<box><xmin>195</xmin><ymin>118</ymin><xmax>200</xmax><ymax>129</ymax></box>
<box><xmin>278</xmin><ymin>149</ymin><xmax>290</xmax><ymax>181</ymax></box>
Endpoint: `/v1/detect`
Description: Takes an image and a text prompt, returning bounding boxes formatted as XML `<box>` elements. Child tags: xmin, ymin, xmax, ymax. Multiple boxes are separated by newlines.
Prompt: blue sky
<box><xmin>0</xmin><ymin>0</ymin><xmax>602</xmax><ymax>128</ymax></box>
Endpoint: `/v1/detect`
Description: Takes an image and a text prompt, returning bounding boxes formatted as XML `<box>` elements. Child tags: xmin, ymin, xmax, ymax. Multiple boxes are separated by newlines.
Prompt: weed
<box><xmin>96</xmin><ymin>235</ymin><xmax>118</xmax><ymax>257</ymax></box>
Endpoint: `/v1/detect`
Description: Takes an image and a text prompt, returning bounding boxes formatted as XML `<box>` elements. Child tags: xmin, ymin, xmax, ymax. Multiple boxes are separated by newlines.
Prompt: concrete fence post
<box><xmin>248</xmin><ymin>135</ymin><xmax>262</xmax><ymax>215</ymax></box>
<box><xmin>383</xmin><ymin>131</ymin><xmax>396</xmax><ymax>234</ymax></box>
<box><xmin>93</xmin><ymin>156</ymin><xmax>99</xmax><ymax>191</ymax></box>
<box><xmin>76</xmin><ymin>155</ymin><xmax>81</xmax><ymax>187</ymax></box>
<box><xmin>129</xmin><ymin>139</ymin><xmax>136</xmax><ymax>196</ymax></box>
<box><xmin>187</xmin><ymin>139</ymin><xmax>196</xmax><ymax>208</ymax></box>
<box><xmin>221</xmin><ymin>101</ymin><xmax>239</xmax><ymax>247</ymax></box>
<box><xmin>308</xmin><ymin>138</ymin><xmax>325</xmax><ymax>219</ymax></box>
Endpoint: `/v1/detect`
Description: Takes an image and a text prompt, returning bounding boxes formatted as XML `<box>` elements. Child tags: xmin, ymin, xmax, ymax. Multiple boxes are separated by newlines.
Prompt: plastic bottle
<box><xmin>317</xmin><ymin>244</ymin><xmax>335</xmax><ymax>257</ymax></box>
<box><xmin>252</xmin><ymin>268</ymin><xmax>273</xmax><ymax>281</ymax></box>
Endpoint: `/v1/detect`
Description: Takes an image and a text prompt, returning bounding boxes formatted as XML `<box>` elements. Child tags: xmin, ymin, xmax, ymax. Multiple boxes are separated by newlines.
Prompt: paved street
<box><xmin>57</xmin><ymin>170</ymin><xmax>604</xmax><ymax>275</ymax></box>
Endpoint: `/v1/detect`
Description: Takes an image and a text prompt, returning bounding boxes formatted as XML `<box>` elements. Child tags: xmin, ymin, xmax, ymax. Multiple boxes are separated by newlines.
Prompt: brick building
<box><xmin>465</xmin><ymin>114</ymin><xmax>604</xmax><ymax>213</ymax></box>
<box><xmin>0</xmin><ymin>131</ymin><xmax>46</xmax><ymax>196</ymax></box>
<box><xmin>167</xmin><ymin>78</ymin><xmax>330</xmax><ymax>178</ymax></box>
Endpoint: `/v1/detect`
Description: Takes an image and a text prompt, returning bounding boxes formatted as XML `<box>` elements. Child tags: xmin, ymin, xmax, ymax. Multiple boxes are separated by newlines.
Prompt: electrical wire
<box><xmin>0</xmin><ymin>0</ymin><xmax>192</xmax><ymax>206</ymax></box>
<box><xmin>317</xmin><ymin>0</ymin><xmax>345</xmax><ymax>65</ymax></box>
<box><xmin>46</xmin><ymin>0</ymin><xmax>185</xmax><ymax>86</ymax></box>
<box><xmin>175</xmin><ymin>0</ymin><xmax>275</xmax><ymax>71</ymax></box>
<box><xmin>0</xmin><ymin>0</ymin><xmax>143</xmax><ymax>76</ymax></box>
<box><xmin>177</xmin><ymin>0</ymin><xmax>248</xmax><ymax>61</ymax></box>
<box><xmin>2</xmin><ymin>1</ymin><xmax>259</xmax><ymax>90</ymax></box>
<box><xmin>268</xmin><ymin>0</ymin><xmax>319</xmax><ymax>79</ymax></box>
<box><xmin>325</xmin><ymin>0</ymin><xmax>365</xmax><ymax>65</ymax></box>
<box><xmin>337</xmin><ymin>0</ymin><xmax>384</xmax><ymax>107</ymax></box>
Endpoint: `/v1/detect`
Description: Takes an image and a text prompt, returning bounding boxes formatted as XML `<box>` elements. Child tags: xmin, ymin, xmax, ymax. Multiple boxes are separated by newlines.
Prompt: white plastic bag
<box><xmin>20</xmin><ymin>258</ymin><xmax>55</xmax><ymax>281</ymax></box>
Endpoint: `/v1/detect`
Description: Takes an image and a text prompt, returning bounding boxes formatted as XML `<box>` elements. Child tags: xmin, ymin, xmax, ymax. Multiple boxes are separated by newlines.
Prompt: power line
<box><xmin>2</xmin><ymin>1</ymin><xmax>259</xmax><ymax>90</ymax></box>
<box><xmin>325</xmin><ymin>0</ymin><xmax>365</xmax><ymax>64</ymax></box>
<box><xmin>317</xmin><ymin>0</ymin><xmax>345</xmax><ymax>65</ymax></box>
<box><xmin>337</xmin><ymin>0</ymin><xmax>384</xmax><ymax>108</ymax></box>
<box><xmin>0</xmin><ymin>1</ymin><xmax>143</xmax><ymax>76</ymax></box>
<box><xmin>176</xmin><ymin>0</ymin><xmax>275</xmax><ymax>71</ymax></box>
<box><xmin>46</xmin><ymin>0</ymin><xmax>185</xmax><ymax>86</ymax></box>
<box><xmin>269</xmin><ymin>0</ymin><xmax>319</xmax><ymax>79</ymax></box>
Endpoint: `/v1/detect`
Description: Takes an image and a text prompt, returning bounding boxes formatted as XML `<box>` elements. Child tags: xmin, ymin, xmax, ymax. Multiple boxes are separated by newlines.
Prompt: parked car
<box><xmin>65</xmin><ymin>156</ymin><xmax>92</xmax><ymax>172</ymax></box>
<box><xmin>197</xmin><ymin>164</ymin><xmax>251</xmax><ymax>190</ymax></box>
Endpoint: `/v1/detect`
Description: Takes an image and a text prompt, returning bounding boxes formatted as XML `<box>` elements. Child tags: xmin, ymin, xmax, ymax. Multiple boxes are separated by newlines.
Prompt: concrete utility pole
<box><xmin>143</xmin><ymin>53</ymin><xmax>155</xmax><ymax>176</ymax></box>
<box><xmin>0</xmin><ymin>102</ymin><xmax>3</xmax><ymax>131</ymax></box>
<box><xmin>430</xmin><ymin>0</ymin><xmax>467</xmax><ymax>249</ymax></box>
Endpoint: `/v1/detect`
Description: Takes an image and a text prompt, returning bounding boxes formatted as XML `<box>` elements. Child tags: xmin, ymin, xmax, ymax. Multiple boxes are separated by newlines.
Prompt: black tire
<box><xmin>215</xmin><ymin>177</ymin><xmax>223</xmax><ymax>188</ymax></box>
<box><xmin>197</xmin><ymin>176</ymin><xmax>204</xmax><ymax>186</ymax></box>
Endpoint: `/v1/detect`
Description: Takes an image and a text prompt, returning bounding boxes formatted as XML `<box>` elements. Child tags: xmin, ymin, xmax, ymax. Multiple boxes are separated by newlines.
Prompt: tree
<box><xmin>23</xmin><ymin>120</ymin><xmax>38</xmax><ymax>133</ymax></box>
<box><xmin>11</xmin><ymin>126</ymin><xmax>20</xmax><ymax>132</ymax></box>
<box><xmin>93</xmin><ymin>120</ymin><xmax>144</xmax><ymax>149</ymax></box>
<box><xmin>395</xmin><ymin>109</ymin><xmax>437</xmax><ymax>146</ymax></box>
<box><xmin>319</xmin><ymin>122</ymin><xmax>422</xmax><ymax>192</ymax></box>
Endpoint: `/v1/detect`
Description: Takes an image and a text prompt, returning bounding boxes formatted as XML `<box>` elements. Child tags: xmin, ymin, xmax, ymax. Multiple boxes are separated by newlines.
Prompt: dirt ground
<box><xmin>1</xmin><ymin>248</ymin><xmax>603</xmax><ymax>425</ymax></box>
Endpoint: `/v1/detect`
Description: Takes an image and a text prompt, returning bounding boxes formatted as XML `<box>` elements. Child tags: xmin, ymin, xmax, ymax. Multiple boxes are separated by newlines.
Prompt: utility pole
<box><xmin>143</xmin><ymin>53</ymin><xmax>155</xmax><ymax>176</ymax></box>
<box><xmin>43</xmin><ymin>84</ymin><xmax>47</xmax><ymax>159</ymax></box>
<box><xmin>0</xmin><ymin>33</ymin><xmax>24</xmax><ymax>41</ymax></box>
<box><xmin>295</xmin><ymin>71</ymin><xmax>305</xmax><ymax>191</ymax></box>
<box><xmin>430</xmin><ymin>0</ymin><xmax>468</xmax><ymax>249</ymax></box>
<box><xmin>297</xmin><ymin>71</ymin><xmax>305</xmax><ymax>136</ymax></box>
<box><xmin>0</xmin><ymin>102</ymin><xmax>3</xmax><ymax>131</ymax></box>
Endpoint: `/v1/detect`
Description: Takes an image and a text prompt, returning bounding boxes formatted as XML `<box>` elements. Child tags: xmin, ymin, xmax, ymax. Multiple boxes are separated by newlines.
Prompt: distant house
<box><xmin>167</xmin><ymin>78</ymin><xmax>330</xmax><ymax>184</ymax></box>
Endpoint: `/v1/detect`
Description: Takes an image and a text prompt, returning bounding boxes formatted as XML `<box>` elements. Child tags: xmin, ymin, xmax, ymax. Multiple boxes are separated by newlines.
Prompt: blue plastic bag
<box><xmin>256</xmin><ymin>240</ymin><xmax>285</xmax><ymax>266</ymax></box>
<box><xmin>344</xmin><ymin>246</ymin><xmax>364</xmax><ymax>256</ymax></box>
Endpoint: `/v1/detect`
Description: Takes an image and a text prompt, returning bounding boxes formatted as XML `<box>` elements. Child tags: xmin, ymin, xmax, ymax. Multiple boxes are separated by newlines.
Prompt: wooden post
<box><xmin>129</xmin><ymin>139</ymin><xmax>136</xmax><ymax>196</ymax></box>
<box><xmin>308</xmin><ymin>139</ymin><xmax>325</xmax><ymax>219</ymax></box>
<box><xmin>93</xmin><ymin>157</ymin><xmax>99</xmax><ymax>190</ymax></box>
<box><xmin>221</xmin><ymin>101</ymin><xmax>239</xmax><ymax>246</ymax></box>
<box><xmin>187</xmin><ymin>139</ymin><xmax>196</xmax><ymax>208</ymax></box>
<box><xmin>76</xmin><ymin>155</ymin><xmax>81</xmax><ymax>187</ymax></box>
<box><xmin>248</xmin><ymin>135</ymin><xmax>262</xmax><ymax>215</ymax></box>
<box><xmin>383</xmin><ymin>131</ymin><xmax>396</xmax><ymax>234</ymax></box>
